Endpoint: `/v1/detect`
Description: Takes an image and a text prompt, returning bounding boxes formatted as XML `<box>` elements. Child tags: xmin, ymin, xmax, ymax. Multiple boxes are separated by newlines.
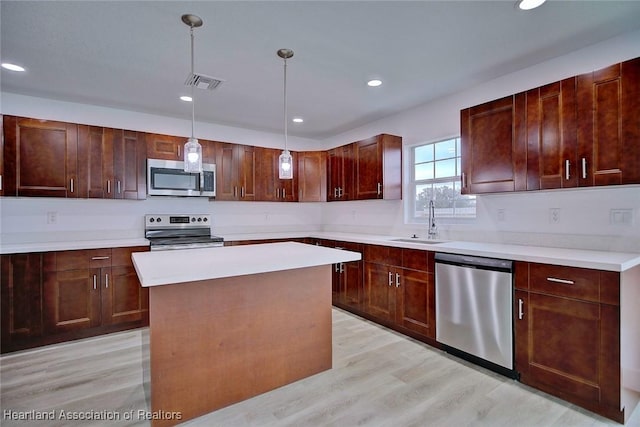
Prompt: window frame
<box><xmin>406</xmin><ymin>136</ymin><xmax>476</xmax><ymax>224</ymax></box>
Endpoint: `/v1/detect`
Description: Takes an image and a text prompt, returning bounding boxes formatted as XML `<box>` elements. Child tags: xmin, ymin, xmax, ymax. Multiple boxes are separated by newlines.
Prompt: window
<box><xmin>409</xmin><ymin>137</ymin><xmax>475</xmax><ymax>222</ymax></box>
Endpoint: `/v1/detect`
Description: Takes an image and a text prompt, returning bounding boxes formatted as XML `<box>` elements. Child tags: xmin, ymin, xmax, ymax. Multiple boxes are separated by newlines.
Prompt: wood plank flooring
<box><xmin>2</xmin><ymin>308</ymin><xmax>638</xmax><ymax>427</ymax></box>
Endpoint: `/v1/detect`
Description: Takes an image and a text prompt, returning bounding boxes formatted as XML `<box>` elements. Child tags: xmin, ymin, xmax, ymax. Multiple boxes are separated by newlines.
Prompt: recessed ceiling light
<box><xmin>367</xmin><ymin>79</ymin><xmax>382</xmax><ymax>87</ymax></box>
<box><xmin>1</xmin><ymin>62</ymin><xmax>26</xmax><ymax>72</ymax></box>
<box><xmin>292</xmin><ymin>117</ymin><xmax>304</xmax><ymax>123</ymax></box>
<box><xmin>180</xmin><ymin>95</ymin><xmax>192</xmax><ymax>102</ymax></box>
<box><xmin>517</xmin><ymin>0</ymin><xmax>546</xmax><ymax>10</ymax></box>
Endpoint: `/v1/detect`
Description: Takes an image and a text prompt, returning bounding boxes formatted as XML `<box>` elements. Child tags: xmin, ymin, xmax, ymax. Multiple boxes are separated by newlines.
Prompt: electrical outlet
<box><xmin>497</xmin><ymin>209</ymin><xmax>506</xmax><ymax>222</ymax></box>
<box><xmin>610</xmin><ymin>209</ymin><xmax>633</xmax><ymax>226</ymax></box>
<box><xmin>46</xmin><ymin>211</ymin><xmax>58</xmax><ymax>224</ymax></box>
<box><xmin>549</xmin><ymin>208</ymin><xmax>561</xmax><ymax>224</ymax></box>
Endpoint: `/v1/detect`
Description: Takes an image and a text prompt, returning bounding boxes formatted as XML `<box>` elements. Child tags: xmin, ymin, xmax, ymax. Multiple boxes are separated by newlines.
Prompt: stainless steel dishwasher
<box><xmin>435</xmin><ymin>252</ymin><xmax>516</xmax><ymax>378</ymax></box>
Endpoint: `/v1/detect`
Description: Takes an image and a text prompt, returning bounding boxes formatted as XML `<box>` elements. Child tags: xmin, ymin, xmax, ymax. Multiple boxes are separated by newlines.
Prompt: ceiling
<box><xmin>2</xmin><ymin>1</ymin><xmax>640</xmax><ymax>140</ymax></box>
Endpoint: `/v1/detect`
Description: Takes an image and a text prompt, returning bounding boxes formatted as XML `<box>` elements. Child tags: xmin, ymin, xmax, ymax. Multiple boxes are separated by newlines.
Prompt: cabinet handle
<box><xmin>93</xmin><ymin>274</ymin><xmax>97</xmax><ymax>290</ymax></box>
<box><xmin>461</xmin><ymin>173</ymin><xmax>467</xmax><ymax>188</ymax></box>
<box><xmin>340</xmin><ymin>263</ymin><xmax>345</xmax><ymax>273</ymax></box>
<box><xmin>388</xmin><ymin>272</ymin><xmax>393</xmax><ymax>287</ymax></box>
<box><xmin>518</xmin><ymin>298</ymin><xmax>524</xmax><ymax>320</ymax></box>
<box><xmin>234</xmin><ymin>186</ymin><xmax>238</xmax><ymax>198</ymax></box>
<box><xmin>581</xmin><ymin>158</ymin><xmax>587</xmax><ymax>179</ymax></box>
<box><xmin>339</xmin><ymin>187</ymin><xmax>343</xmax><ymax>198</ymax></box>
<box><xmin>377</xmin><ymin>182</ymin><xmax>382</xmax><ymax>196</ymax></box>
<box><xmin>91</xmin><ymin>256</ymin><xmax>110</xmax><ymax>260</ymax></box>
<box><xmin>107</xmin><ymin>180</ymin><xmax>111</xmax><ymax>194</ymax></box>
<box><xmin>105</xmin><ymin>273</ymin><xmax>109</xmax><ymax>289</ymax></box>
<box><xmin>283</xmin><ymin>188</ymin><xmax>286</xmax><ymax>199</ymax></box>
<box><xmin>277</xmin><ymin>188</ymin><xmax>281</xmax><ymax>198</ymax></box>
<box><xmin>241</xmin><ymin>187</ymin><xmax>245</xmax><ymax>198</ymax></box>
<box><xmin>334</xmin><ymin>187</ymin><xmax>338</xmax><ymax>198</ymax></box>
<box><xmin>177</xmin><ymin>145</ymin><xmax>181</xmax><ymax>158</ymax></box>
<box><xmin>117</xmin><ymin>180</ymin><xmax>121</xmax><ymax>194</ymax></box>
<box><xmin>395</xmin><ymin>273</ymin><xmax>400</xmax><ymax>288</ymax></box>
<box><xmin>0</xmin><ymin>175</ymin><xmax>2</xmax><ymax>191</ymax></box>
<box><xmin>334</xmin><ymin>263</ymin><xmax>339</xmax><ymax>273</ymax></box>
<box><xmin>565</xmin><ymin>160</ymin><xmax>570</xmax><ymax>180</ymax></box>
<box><xmin>70</xmin><ymin>178</ymin><xmax>74</xmax><ymax>193</ymax></box>
<box><xmin>547</xmin><ymin>277</ymin><xmax>575</xmax><ymax>285</ymax></box>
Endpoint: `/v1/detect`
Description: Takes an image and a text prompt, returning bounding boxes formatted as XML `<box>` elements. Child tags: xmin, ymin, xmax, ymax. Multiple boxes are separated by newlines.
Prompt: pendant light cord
<box><xmin>190</xmin><ymin>25</ymin><xmax>195</xmax><ymax>140</ymax></box>
<box><xmin>283</xmin><ymin>56</ymin><xmax>288</xmax><ymax>152</ymax></box>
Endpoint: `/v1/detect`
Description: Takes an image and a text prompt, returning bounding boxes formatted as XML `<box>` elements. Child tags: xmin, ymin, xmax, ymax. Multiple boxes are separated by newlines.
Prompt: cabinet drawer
<box><xmin>111</xmin><ymin>246</ymin><xmax>148</xmax><ymax>267</ymax></box>
<box><xmin>364</xmin><ymin>244</ymin><xmax>402</xmax><ymax>266</ymax></box>
<box><xmin>402</xmin><ymin>248</ymin><xmax>430</xmax><ymax>272</ymax></box>
<box><xmin>529</xmin><ymin>263</ymin><xmax>599</xmax><ymax>303</ymax></box>
<box><xmin>44</xmin><ymin>249</ymin><xmax>112</xmax><ymax>271</ymax></box>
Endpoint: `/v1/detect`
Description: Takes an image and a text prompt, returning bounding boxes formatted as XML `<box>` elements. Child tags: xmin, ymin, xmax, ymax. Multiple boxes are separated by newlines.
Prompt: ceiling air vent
<box><xmin>185</xmin><ymin>72</ymin><xmax>224</xmax><ymax>90</ymax></box>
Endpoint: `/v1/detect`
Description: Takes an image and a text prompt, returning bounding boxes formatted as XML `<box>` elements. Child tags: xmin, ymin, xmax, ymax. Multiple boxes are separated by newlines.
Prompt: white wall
<box><xmin>321</xmin><ymin>29</ymin><xmax>640</xmax><ymax>253</ymax></box>
<box><xmin>2</xmin><ymin>30</ymin><xmax>639</xmax><ymax>252</ymax></box>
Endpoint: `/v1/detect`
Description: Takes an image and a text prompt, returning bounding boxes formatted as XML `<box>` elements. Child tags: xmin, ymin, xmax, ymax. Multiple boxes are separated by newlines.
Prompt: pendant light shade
<box><xmin>278</xmin><ymin>48</ymin><xmax>294</xmax><ymax>180</ymax></box>
<box><xmin>182</xmin><ymin>14</ymin><xmax>203</xmax><ymax>173</ymax></box>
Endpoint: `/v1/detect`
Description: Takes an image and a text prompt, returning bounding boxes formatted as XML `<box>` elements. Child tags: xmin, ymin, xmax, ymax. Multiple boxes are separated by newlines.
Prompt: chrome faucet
<box><xmin>428</xmin><ymin>200</ymin><xmax>438</xmax><ymax>239</ymax></box>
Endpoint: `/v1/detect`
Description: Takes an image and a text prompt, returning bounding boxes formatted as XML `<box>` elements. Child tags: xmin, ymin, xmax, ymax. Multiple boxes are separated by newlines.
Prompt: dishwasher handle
<box><xmin>435</xmin><ymin>252</ymin><xmax>512</xmax><ymax>272</ymax></box>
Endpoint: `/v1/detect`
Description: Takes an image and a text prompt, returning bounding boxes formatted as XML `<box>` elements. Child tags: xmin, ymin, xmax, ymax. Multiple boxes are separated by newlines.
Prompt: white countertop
<box><xmin>131</xmin><ymin>241</ymin><xmax>362</xmax><ymax>287</ymax></box>
<box><xmin>3</xmin><ymin>231</ymin><xmax>639</xmax><ymax>272</ymax></box>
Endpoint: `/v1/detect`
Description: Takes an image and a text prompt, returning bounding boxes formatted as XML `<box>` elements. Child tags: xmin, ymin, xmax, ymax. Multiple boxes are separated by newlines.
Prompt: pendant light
<box><xmin>277</xmin><ymin>48</ymin><xmax>294</xmax><ymax>180</ymax></box>
<box><xmin>182</xmin><ymin>14</ymin><xmax>203</xmax><ymax>173</ymax></box>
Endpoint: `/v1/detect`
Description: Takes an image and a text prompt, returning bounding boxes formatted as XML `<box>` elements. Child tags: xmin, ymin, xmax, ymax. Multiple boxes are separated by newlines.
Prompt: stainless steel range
<box><xmin>145</xmin><ymin>214</ymin><xmax>224</xmax><ymax>250</ymax></box>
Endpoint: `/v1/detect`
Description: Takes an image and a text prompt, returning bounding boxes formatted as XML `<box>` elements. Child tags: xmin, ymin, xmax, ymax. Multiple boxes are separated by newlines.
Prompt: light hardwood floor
<box><xmin>2</xmin><ymin>308</ymin><xmax>638</xmax><ymax>427</ymax></box>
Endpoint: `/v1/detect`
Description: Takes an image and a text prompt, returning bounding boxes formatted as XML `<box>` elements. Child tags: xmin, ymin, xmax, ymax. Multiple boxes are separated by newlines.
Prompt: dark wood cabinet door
<box><xmin>113</xmin><ymin>130</ymin><xmax>146</xmax><ymax>200</ymax></box>
<box><xmin>256</xmin><ymin>147</ymin><xmax>297</xmax><ymax>201</ymax></box>
<box><xmin>103</xmin><ymin>265</ymin><xmax>148</xmax><ymax>326</ymax></box>
<box><xmin>395</xmin><ymin>267</ymin><xmax>434</xmax><ymax>339</ymax></box>
<box><xmin>43</xmin><ymin>268</ymin><xmax>102</xmax><ymax>333</ymax></box>
<box><xmin>525</xmin><ymin>78</ymin><xmax>578</xmax><ymax>190</ymax></box>
<box><xmin>461</xmin><ymin>95</ymin><xmax>527</xmax><ymax>194</ymax></box>
<box><xmin>1</xmin><ymin>115</ymin><xmax>5</xmax><ymax>196</ymax></box>
<box><xmin>3</xmin><ymin>116</ymin><xmax>79</xmax><ymax>197</ymax></box>
<box><xmin>146</xmin><ymin>133</ymin><xmax>184</xmax><ymax>161</ymax></box>
<box><xmin>355</xmin><ymin>136</ymin><xmax>382</xmax><ymax>199</ymax></box>
<box><xmin>364</xmin><ymin>262</ymin><xmax>394</xmax><ymax>322</ymax></box>
<box><xmin>327</xmin><ymin>147</ymin><xmax>342</xmax><ymax>201</ymax></box>
<box><xmin>518</xmin><ymin>293</ymin><xmax>620</xmax><ymax>412</ymax></box>
<box><xmin>297</xmin><ymin>151</ymin><xmax>326</xmax><ymax>202</ymax></box>
<box><xmin>104</xmin><ymin>246</ymin><xmax>149</xmax><ymax>326</ymax></box>
<box><xmin>77</xmin><ymin>125</ymin><xmax>113</xmax><ymax>199</ymax></box>
<box><xmin>238</xmin><ymin>144</ymin><xmax>256</xmax><ymax>200</ymax></box>
<box><xmin>1</xmin><ymin>254</ymin><xmax>43</xmax><ymax>347</ymax></box>
<box><xmin>577</xmin><ymin>58</ymin><xmax>640</xmax><ymax>186</ymax></box>
<box><xmin>215</xmin><ymin>142</ymin><xmax>238</xmax><ymax>200</ymax></box>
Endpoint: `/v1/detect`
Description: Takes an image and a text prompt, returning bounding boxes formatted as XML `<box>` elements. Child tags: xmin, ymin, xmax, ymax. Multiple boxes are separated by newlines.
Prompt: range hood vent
<box><xmin>185</xmin><ymin>72</ymin><xmax>224</xmax><ymax>90</ymax></box>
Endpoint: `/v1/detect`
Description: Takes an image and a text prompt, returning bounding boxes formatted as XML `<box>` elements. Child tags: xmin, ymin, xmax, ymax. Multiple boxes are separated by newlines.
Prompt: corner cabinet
<box><xmin>514</xmin><ymin>262</ymin><xmax>633</xmax><ymax>423</ymax></box>
<box><xmin>1</xmin><ymin>246</ymin><xmax>149</xmax><ymax>353</ymax></box>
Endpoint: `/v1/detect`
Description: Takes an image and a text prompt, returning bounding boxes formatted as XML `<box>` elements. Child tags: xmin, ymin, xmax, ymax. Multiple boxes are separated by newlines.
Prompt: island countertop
<box><xmin>131</xmin><ymin>241</ymin><xmax>361</xmax><ymax>287</ymax></box>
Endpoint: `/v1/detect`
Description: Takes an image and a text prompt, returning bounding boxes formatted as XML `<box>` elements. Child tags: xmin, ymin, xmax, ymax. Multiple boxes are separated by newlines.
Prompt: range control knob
<box><xmin>149</xmin><ymin>217</ymin><xmax>155</xmax><ymax>223</ymax></box>
<box><xmin>191</xmin><ymin>217</ymin><xmax>196</xmax><ymax>222</ymax></box>
<box><xmin>203</xmin><ymin>217</ymin><xmax>208</xmax><ymax>222</ymax></box>
<box><xmin>197</xmin><ymin>217</ymin><xmax>202</xmax><ymax>222</ymax></box>
<box><xmin>156</xmin><ymin>217</ymin><xmax>162</xmax><ymax>223</ymax></box>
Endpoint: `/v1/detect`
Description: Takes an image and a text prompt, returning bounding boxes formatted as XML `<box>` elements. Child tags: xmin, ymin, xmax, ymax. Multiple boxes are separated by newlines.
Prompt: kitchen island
<box><xmin>131</xmin><ymin>242</ymin><xmax>361</xmax><ymax>427</ymax></box>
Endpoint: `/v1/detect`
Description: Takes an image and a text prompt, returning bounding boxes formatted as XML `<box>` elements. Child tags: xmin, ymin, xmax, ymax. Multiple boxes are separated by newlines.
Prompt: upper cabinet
<box><xmin>146</xmin><ymin>133</ymin><xmax>184</xmax><ymax>161</ymax></box>
<box><xmin>577</xmin><ymin>58</ymin><xmax>640</xmax><ymax>186</ymax></box>
<box><xmin>215</xmin><ymin>142</ymin><xmax>256</xmax><ymax>201</ymax></box>
<box><xmin>328</xmin><ymin>134</ymin><xmax>403</xmax><ymax>202</ymax></box>
<box><xmin>327</xmin><ymin>143</ymin><xmax>354</xmax><ymax>201</ymax></box>
<box><xmin>462</xmin><ymin>56</ymin><xmax>640</xmax><ymax>195</ymax></box>
<box><xmin>256</xmin><ymin>147</ymin><xmax>298</xmax><ymax>202</ymax></box>
<box><xmin>460</xmin><ymin>95</ymin><xmax>527</xmax><ymax>194</ymax></box>
<box><xmin>355</xmin><ymin>134</ymin><xmax>402</xmax><ymax>200</ymax></box>
<box><xmin>297</xmin><ymin>151</ymin><xmax>326</xmax><ymax>202</ymax></box>
<box><xmin>525</xmin><ymin>78</ymin><xmax>578</xmax><ymax>190</ymax></box>
<box><xmin>3</xmin><ymin>116</ymin><xmax>80</xmax><ymax>198</ymax></box>
<box><xmin>2</xmin><ymin>116</ymin><xmax>146</xmax><ymax>199</ymax></box>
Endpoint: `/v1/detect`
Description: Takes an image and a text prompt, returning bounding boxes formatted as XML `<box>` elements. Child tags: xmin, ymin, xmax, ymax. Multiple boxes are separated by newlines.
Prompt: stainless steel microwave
<box><xmin>147</xmin><ymin>159</ymin><xmax>216</xmax><ymax>197</ymax></box>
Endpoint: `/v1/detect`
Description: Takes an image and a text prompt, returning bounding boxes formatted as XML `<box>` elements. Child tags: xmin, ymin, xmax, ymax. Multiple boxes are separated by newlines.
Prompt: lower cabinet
<box><xmin>514</xmin><ymin>261</ymin><xmax>624</xmax><ymax>423</ymax></box>
<box><xmin>363</xmin><ymin>245</ymin><xmax>435</xmax><ymax>341</ymax></box>
<box><xmin>1</xmin><ymin>246</ymin><xmax>148</xmax><ymax>353</ymax></box>
<box><xmin>332</xmin><ymin>241</ymin><xmax>364</xmax><ymax>311</ymax></box>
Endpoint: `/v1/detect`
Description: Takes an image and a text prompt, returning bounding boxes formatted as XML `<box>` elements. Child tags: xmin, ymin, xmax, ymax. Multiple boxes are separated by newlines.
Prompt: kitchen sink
<box><xmin>390</xmin><ymin>238</ymin><xmax>446</xmax><ymax>245</ymax></box>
